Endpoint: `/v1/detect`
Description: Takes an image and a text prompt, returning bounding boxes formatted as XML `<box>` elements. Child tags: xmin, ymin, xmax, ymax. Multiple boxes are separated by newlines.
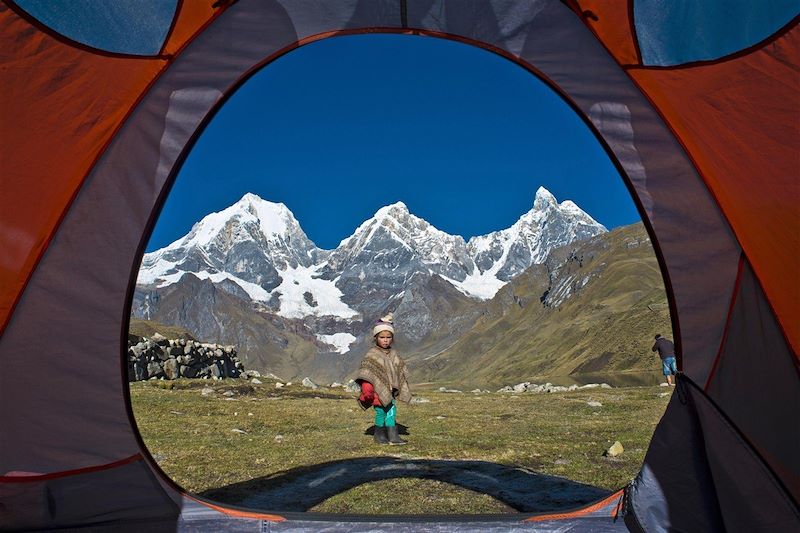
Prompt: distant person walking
<box><xmin>355</xmin><ymin>313</ymin><xmax>412</xmax><ymax>445</ymax></box>
<box><xmin>652</xmin><ymin>334</ymin><xmax>677</xmax><ymax>386</ymax></box>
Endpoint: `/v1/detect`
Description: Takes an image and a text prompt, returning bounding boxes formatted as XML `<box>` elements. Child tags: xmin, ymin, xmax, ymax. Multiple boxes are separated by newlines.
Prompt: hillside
<box><xmin>129</xmin><ymin>318</ymin><xmax>197</xmax><ymax>340</ymax></box>
<box><xmin>411</xmin><ymin>223</ymin><xmax>672</xmax><ymax>387</ymax></box>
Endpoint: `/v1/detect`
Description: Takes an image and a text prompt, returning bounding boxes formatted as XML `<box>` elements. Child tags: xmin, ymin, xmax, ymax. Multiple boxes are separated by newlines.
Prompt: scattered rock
<box><xmin>275</xmin><ymin>382</ymin><xmax>285</xmax><ymax>389</ymax></box>
<box><xmin>604</xmin><ymin>441</ymin><xmax>624</xmax><ymax>457</ymax></box>
<box><xmin>410</xmin><ymin>397</ymin><xmax>430</xmax><ymax>404</ymax></box>
<box><xmin>223</xmin><ymin>391</ymin><xmax>235</xmax><ymax>397</ymax></box>
<box><xmin>587</xmin><ymin>401</ymin><xmax>603</xmax><ymax>407</ymax></box>
<box><xmin>554</xmin><ymin>459</ymin><xmax>570</xmax><ymax>465</ymax></box>
<box><xmin>659</xmin><ymin>383</ymin><xmax>670</xmax><ymax>387</ymax></box>
<box><xmin>251</xmin><ymin>378</ymin><xmax>262</xmax><ymax>384</ymax></box>
<box><xmin>438</xmin><ymin>387</ymin><xmax>463</xmax><ymax>393</ymax></box>
<box><xmin>659</xmin><ymin>392</ymin><xmax>669</xmax><ymax>397</ymax></box>
<box><xmin>274</xmin><ymin>435</ymin><xmax>284</xmax><ymax>443</ymax></box>
<box><xmin>201</xmin><ymin>387</ymin><xmax>214</xmax><ymax>396</ymax></box>
<box><xmin>231</xmin><ymin>428</ymin><xmax>247</xmax><ymax>434</ymax></box>
<box><xmin>435</xmin><ymin>416</ymin><xmax>447</xmax><ymax>420</ymax></box>
<box><xmin>330</xmin><ymin>382</ymin><xmax>343</xmax><ymax>388</ymax></box>
<box><xmin>302</xmin><ymin>377</ymin><xmax>319</xmax><ymax>389</ymax></box>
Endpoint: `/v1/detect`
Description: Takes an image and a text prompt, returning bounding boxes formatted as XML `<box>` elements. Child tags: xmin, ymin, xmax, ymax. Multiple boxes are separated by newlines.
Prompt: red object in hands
<box><xmin>359</xmin><ymin>381</ymin><xmax>382</xmax><ymax>406</ymax></box>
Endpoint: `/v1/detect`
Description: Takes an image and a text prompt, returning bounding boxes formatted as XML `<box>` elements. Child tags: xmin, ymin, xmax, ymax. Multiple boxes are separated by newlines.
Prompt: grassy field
<box><xmin>130</xmin><ymin>378</ymin><xmax>671</xmax><ymax>514</ymax></box>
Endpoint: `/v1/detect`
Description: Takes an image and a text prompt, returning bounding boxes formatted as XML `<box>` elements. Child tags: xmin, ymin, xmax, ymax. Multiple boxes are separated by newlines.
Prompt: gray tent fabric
<box><xmin>1</xmin><ymin>0</ymin><xmax>798</xmax><ymax>530</ymax></box>
<box><xmin>0</xmin><ymin>457</ymin><xmax>179</xmax><ymax>530</ymax></box>
<box><xmin>627</xmin><ymin>378</ymin><xmax>800</xmax><ymax>532</ymax></box>
<box><xmin>705</xmin><ymin>259</ymin><xmax>800</xmax><ymax>501</ymax></box>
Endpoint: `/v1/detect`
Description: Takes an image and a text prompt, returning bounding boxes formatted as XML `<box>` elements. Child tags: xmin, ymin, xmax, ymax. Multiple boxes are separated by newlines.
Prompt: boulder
<box><xmin>168</xmin><ymin>345</ymin><xmax>183</xmax><ymax>357</ymax></box>
<box><xmin>302</xmin><ymin>377</ymin><xmax>318</xmax><ymax>389</ymax></box>
<box><xmin>344</xmin><ymin>380</ymin><xmax>359</xmax><ymax>393</ymax></box>
<box><xmin>604</xmin><ymin>441</ymin><xmax>624</xmax><ymax>457</ymax></box>
<box><xmin>154</xmin><ymin>346</ymin><xmax>169</xmax><ymax>361</ymax></box>
<box><xmin>151</xmin><ymin>333</ymin><xmax>169</xmax><ymax>346</ymax></box>
<box><xmin>163</xmin><ymin>358</ymin><xmax>179</xmax><ymax>379</ymax></box>
<box><xmin>147</xmin><ymin>361</ymin><xmax>163</xmax><ymax>378</ymax></box>
<box><xmin>130</xmin><ymin>343</ymin><xmax>145</xmax><ymax>357</ymax></box>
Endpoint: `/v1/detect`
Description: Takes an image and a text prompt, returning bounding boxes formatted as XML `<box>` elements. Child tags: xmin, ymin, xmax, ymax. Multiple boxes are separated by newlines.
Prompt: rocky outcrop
<box><xmin>127</xmin><ymin>333</ymin><xmax>245</xmax><ymax>381</ymax></box>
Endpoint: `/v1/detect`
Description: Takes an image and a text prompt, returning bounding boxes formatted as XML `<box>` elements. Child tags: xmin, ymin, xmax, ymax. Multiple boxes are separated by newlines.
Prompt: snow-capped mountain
<box><xmin>465</xmin><ymin>187</ymin><xmax>607</xmax><ymax>291</ymax></box>
<box><xmin>137</xmin><ymin>188</ymin><xmax>606</xmax><ymax>318</ymax></box>
<box><xmin>135</xmin><ymin>188</ymin><xmax>606</xmax><ymax>358</ymax></box>
<box><xmin>137</xmin><ymin>193</ymin><xmax>356</xmax><ymax>320</ymax></box>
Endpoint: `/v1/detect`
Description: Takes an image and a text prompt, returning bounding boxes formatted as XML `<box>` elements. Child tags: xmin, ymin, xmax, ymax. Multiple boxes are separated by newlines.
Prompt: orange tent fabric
<box><xmin>628</xmin><ymin>24</ymin><xmax>800</xmax><ymax>353</ymax></box>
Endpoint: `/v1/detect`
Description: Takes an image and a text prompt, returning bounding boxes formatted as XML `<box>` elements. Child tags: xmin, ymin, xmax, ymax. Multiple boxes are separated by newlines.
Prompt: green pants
<box><xmin>373</xmin><ymin>401</ymin><xmax>397</xmax><ymax>427</ymax></box>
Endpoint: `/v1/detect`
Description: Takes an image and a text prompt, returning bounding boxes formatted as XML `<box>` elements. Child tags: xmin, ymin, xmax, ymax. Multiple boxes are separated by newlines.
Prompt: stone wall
<box><xmin>127</xmin><ymin>333</ymin><xmax>245</xmax><ymax>381</ymax></box>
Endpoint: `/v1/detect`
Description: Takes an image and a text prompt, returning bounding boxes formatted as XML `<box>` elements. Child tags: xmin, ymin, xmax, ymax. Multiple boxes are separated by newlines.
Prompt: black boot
<box><xmin>373</xmin><ymin>426</ymin><xmax>389</xmax><ymax>444</ymax></box>
<box><xmin>387</xmin><ymin>425</ymin><xmax>407</xmax><ymax>445</ymax></box>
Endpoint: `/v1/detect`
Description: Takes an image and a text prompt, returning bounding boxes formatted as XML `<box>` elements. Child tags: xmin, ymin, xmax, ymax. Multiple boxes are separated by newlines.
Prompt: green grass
<box><xmin>131</xmin><ymin>379</ymin><xmax>670</xmax><ymax>514</ymax></box>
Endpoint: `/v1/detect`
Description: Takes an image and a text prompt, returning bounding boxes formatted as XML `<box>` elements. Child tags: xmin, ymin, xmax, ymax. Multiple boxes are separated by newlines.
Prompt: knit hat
<box><xmin>372</xmin><ymin>313</ymin><xmax>395</xmax><ymax>337</ymax></box>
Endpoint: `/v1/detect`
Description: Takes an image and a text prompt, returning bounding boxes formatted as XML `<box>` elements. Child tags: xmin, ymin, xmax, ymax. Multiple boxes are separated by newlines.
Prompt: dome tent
<box><xmin>0</xmin><ymin>0</ymin><xmax>797</xmax><ymax>530</ymax></box>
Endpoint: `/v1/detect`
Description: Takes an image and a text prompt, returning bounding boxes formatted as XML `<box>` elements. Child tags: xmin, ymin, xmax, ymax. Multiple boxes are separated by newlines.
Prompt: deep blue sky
<box><xmin>149</xmin><ymin>33</ymin><xmax>638</xmax><ymax>251</ymax></box>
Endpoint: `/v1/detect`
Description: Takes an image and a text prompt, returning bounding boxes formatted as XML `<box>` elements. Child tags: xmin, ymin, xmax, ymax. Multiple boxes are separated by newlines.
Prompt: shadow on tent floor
<box><xmin>199</xmin><ymin>456</ymin><xmax>611</xmax><ymax>513</ymax></box>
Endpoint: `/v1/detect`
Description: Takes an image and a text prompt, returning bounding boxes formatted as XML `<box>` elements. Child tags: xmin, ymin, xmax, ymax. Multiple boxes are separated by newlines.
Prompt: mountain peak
<box><xmin>374</xmin><ymin>201</ymin><xmax>409</xmax><ymax>219</ymax></box>
<box><xmin>239</xmin><ymin>191</ymin><xmax>264</xmax><ymax>204</ymax></box>
<box><xmin>533</xmin><ymin>186</ymin><xmax>557</xmax><ymax>209</ymax></box>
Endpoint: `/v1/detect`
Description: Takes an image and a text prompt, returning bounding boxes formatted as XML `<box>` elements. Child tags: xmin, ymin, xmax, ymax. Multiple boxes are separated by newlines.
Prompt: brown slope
<box><xmin>412</xmin><ymin>223</ymin><xmax>672</xmax><ymax>387</ymax></box>
<box><xmin>128</xmin><ymin>318</ymin><xmax>197</xmax><ymax>341</ymax></box>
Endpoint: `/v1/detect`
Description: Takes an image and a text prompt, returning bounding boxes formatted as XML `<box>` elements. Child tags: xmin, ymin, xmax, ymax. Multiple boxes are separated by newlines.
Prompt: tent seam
<box><xmin>621</xmin><ymin>14</ymin><xmax>800</xmax><ymax>70</ymax></box>
<box><xmin>3</xmin><ymin>0</ymin><xmax>174</xmax><ymax>59</ymax></box>
<box><xmin>0</xmin><ymin>454</ymin><xmax>143</xmax><ymax>483</ymax></box>
<box><xmin>704</xmin><ymin>254</ymin><xmax>746</xmax><ymax>391</ymax></box>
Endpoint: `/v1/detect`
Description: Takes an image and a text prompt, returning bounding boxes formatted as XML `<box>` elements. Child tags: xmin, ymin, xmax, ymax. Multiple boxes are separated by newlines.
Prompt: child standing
<box><xmin>355</xmin><ymin>313</ymin><xmax>412</xmax><ymax>445</ymax></box>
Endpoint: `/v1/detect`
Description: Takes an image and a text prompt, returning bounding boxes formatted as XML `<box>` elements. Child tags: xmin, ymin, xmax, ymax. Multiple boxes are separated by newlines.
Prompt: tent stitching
<box><xmin>704</xmin><ymin>253</ymin><xmax>746</xmax><ymax>391</ymax></box>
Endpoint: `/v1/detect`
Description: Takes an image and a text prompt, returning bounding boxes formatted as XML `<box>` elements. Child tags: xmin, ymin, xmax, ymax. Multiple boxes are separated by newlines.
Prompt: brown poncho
<box><xmin>355</xmin><ymin>346</ymin><xmax>412</xmax><ymax>409</ymax></box>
